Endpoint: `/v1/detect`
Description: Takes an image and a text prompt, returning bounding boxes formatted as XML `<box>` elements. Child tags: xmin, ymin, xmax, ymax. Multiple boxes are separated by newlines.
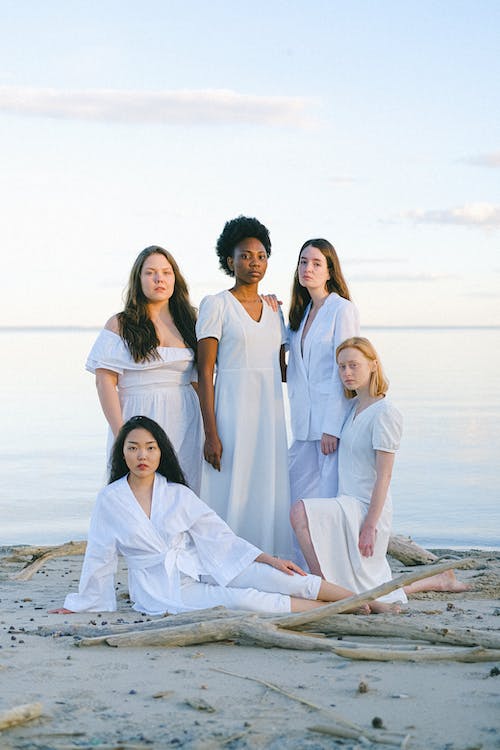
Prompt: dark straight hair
<box><xmin>109</xmin><ymin>415</ymin><xmax>188</xmax><ymax>486</ymax></box>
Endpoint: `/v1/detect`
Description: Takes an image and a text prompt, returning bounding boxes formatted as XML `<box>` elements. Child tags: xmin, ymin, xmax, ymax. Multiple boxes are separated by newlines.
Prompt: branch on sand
<box><xmin>73</xmin><ymin>558</ymin><xmax>500</xmax><ymax>663</ymax></box>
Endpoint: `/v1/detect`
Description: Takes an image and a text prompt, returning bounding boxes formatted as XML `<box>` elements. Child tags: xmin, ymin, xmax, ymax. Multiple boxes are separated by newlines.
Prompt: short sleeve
<box><xmin>196</xmin><ymin>295</ymin><xmax>223</xmax><ymax>342</ymax></box>
<box><xmin>372</xmin><ymin>402</ymin><xmax>403</xmax><ymax>453</ymax></box>
<box><xmin>86</xmin><ymin>329</ymin><xmax>129</xmax><ymax>375</ymax></box>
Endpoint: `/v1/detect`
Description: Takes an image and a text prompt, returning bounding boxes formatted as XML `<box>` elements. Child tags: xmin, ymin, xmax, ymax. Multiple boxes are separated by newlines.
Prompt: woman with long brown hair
<box><xmin>287</xmin><ymin>239</ymin><xmax>359</xmax><ymax>506</ymax></box>
<box><xmin>86</xmin><ymin>245</ymin><xmax>203</xmax><ymax>492</ymax></box>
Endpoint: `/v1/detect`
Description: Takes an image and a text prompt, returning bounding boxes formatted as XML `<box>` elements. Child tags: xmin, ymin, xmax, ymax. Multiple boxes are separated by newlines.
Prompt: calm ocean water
<box><xmin>1</xmin><ymin>327</ymin><xmax>499</xmax><ymax>549</ymax></box>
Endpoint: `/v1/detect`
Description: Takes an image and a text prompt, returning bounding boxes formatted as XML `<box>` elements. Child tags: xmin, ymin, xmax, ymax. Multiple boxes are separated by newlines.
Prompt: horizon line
<box><xmin>1</xmin><ymin>325</ymin><xmax>499</xmax><ymax>332</ymax></box>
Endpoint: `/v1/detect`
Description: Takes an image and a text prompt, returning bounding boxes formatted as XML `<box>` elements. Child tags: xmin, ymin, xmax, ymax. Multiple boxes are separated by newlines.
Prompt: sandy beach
<box><xmin>1</xmin><ymin>546</ymin><xmax>499</xmax><ymax>750</ymax></box>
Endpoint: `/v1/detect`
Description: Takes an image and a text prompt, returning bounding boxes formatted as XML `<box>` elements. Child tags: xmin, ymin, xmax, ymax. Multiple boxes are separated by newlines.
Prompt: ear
<box><xmin>227</xmin><ymin>255</ymin><xmax>234</xmax><ymax>271</ymax></box>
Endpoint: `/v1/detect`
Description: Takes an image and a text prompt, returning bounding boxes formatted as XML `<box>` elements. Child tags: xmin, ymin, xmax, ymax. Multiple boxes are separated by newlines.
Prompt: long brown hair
<box><xmin>288</xmin><ymin>239</ymin><xmax>351</xmax><ymax>331</ymax></box>
<box><xmin>118</xmin><ymin>246</ymin><xmax>197</xmax><ymax>362</ymax></box>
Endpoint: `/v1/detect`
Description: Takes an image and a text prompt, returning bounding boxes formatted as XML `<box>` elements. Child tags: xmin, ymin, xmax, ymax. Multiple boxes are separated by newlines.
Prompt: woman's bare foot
<box><xmin>368</xmin><ymin>600</ymin><xmax>402</xmax><ymax>614</ymax></box>
<box><xmin>404</xmin><ymin>570</ymin><xmax>470</xmax><ymax>595</ymax></box>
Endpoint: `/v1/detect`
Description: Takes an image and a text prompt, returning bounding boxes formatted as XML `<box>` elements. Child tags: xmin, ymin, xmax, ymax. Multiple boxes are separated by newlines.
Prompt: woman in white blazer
<box><xmin>287</xmin><ymin>239</ymin><xmax>359</xmax><ymax>505</ymax></box>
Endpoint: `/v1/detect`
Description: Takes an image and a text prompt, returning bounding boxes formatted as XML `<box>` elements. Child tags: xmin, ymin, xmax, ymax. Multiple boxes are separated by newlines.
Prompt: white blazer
<box><xmin>286</xmin><ymin>293</ymin><xmax>360</xmax><ymax>441</ymax></box>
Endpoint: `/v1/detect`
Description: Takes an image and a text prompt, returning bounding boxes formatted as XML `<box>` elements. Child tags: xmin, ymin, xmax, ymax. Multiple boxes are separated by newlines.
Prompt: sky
<box><xmin>1</xmin><ymin>0</ymin><xmax>499</xmax><ymax>327</ymax></box>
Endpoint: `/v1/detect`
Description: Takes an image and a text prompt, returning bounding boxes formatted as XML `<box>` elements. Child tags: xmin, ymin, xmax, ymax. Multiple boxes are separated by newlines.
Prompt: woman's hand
<box><xmin>48</xmin><ymin>608</ymin><xmax>75</xmax><ymax>614</ymax></box>
<box><xmin>256</xmin><ymin>553</ymin><xmax>307</xmax><ymax>576</ymax></box>
<box><xmin>321</xmin><ymin>433</ymin><xmax>338</xmax><ymax>455</ymax></box>
<box><xmin>358</xmin><ymin>523</ymin><xmax>377</xmax><ymax>557</ymax></box>
<box><xmin>261</xmin><ymin>293</ymin><xmax>282</xmax><ymax>312</ymax></box>
<box><xmin>204</xmin><ymin>434</ymin><xmax>223</xmax><ymax>471</ymax></box>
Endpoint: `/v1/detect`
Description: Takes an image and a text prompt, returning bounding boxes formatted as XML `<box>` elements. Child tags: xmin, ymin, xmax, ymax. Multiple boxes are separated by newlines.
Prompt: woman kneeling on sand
<box><xmin>51</xmin><ymin>416</ymin><xmax>399</xmax><ymax>617</ymax></box>
<box><xmin>291</xmin><ymin>337</ymin><xmax>468</xmax><ymax>600</ymax></box>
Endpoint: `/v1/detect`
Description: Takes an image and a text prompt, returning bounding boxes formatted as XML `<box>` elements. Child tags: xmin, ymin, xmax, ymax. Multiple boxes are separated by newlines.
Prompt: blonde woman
<box><xmin>291</xmin><ymin>337</ymin><xmax>467</xmax><ymax>600</ymax></box>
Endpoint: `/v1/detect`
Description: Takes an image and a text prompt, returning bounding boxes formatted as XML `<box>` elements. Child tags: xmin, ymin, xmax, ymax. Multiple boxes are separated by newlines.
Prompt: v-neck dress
<box><xmin>196</xmin><ymin>290</ymin><xmax>293</xmax><ymax>557</ymax></box>
<box><xmin>286</xmin><ymin>293</ymin><xmax>359</xmax><ymax>502</ymax></box>
<box><xmin>302</xmin><ymin>398</ymin><xmax>407</xmax><ymax>603</ymax></box>
<box><xmin>86</xmin><ymin>329</ymin><xmax>203</xmax><ymax>493</ymax></box>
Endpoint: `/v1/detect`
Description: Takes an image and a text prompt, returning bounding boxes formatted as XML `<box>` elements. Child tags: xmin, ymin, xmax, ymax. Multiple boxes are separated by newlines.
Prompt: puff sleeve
<box><xmin>372</xmin><ymin>402</ymin><xmax>403</xmax><ymax>453</ymax></box>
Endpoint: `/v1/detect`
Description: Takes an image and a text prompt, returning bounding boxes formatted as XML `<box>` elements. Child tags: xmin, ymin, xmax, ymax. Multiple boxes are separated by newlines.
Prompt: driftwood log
<box><xmin>387</xmin><ymin>534</ymin><xmax>438</xmax><ymax>565</ymax></box>
<box><xmin>9</xmin><ymin>541</ymin><xmax>87</xmax><ymax>581</ymax></box>
<box><xmin>0</xmin><ymin>702</ymin><xmax>43</xmax><ymax>731</ymax></box>
<box><xmin>71</xmin><ymin>558</ymin><xmax>500</xmax><ymax>663</ymax></box>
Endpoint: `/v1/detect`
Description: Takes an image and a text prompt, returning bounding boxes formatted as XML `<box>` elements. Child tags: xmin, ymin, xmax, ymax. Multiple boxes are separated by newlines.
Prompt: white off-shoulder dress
<box><xmin>302</xmin><ymin>398</ymin><xmax>407</xmax><ymax>603</ymax></box>
<box><xmin>196</xmin><ymin>291</ymin><xmax>293</xmax><ymax>558</ymax></box>
<box><xmin>86</xmin><ymin>330</ymin><xmax>203</xmax><ymax>493</ymax></box>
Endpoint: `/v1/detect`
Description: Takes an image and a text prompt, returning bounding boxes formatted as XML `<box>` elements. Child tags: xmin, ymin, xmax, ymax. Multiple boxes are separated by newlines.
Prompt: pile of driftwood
<box><xmin>5</xmin><ymin>537</ymin><xmax>498</xmax><ymax>663</ymax></box>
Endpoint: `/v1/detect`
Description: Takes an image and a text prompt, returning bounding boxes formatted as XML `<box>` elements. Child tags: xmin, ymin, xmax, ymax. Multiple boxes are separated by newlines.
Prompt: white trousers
<box><xmin>289</xmin><ymin>439</ymin><xmax>339</xmax><ymax>502</ymax></box>
<box><xmin>179</xmin><ymin>561</ymin><xmax>322</xmax><ymax>614</ymax></box>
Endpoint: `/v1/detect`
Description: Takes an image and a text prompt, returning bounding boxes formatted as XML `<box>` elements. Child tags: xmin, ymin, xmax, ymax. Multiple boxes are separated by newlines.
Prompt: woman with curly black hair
<box><xmin>86</xmin><ymin>246</ymin><xmax>204</xmax><ymax>493</ymax></box>
<box><xmin>196</xmin><ymin>216</ymin><xmax>293</xmax><ymax>558</ymax></box>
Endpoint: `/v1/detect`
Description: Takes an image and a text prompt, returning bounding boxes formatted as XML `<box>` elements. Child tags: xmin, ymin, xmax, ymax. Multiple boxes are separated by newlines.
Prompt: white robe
<box><xmin>64</xmin><ymin>474</ymin><xmax>262</xmax><ymax>615</ymax></box>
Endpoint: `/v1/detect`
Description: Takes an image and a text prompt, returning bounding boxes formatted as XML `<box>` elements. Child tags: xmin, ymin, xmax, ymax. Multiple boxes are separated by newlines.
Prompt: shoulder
<box><xmin>373</xmin><ymin>398</ymin><xmax>403</xmax><ymax>434</ymax></box>
<box><xmin>199</xmin><ymin>292</ymin><xmax>227</xmax><ymax>310</ymax></box>
<box><xmin>104</xmin><ymin>314</ymin><xmax>121</xmax><ymax>334</ymax></box>
<box><xmin>326</xmin><ymin>294</ymin><xmax>357</xmax><ymax>314</ymax></box>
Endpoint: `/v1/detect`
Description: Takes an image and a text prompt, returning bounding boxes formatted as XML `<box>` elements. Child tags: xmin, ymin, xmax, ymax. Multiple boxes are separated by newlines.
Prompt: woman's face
<box><xmin>123</xmin><ymin>428</ymin><xmax>161</xmax><ymax>480</ymax></box>
<box><xmin>140</xmin><ymin>253</ymin><xmax>175</xmax><ymax>303</ymax></box>
<box><xmin>227</xmin><ymin>238</ymin><xmax>268</xmax><ymax>284</ymax></box>
<box><xmin>337</xmin><ymin>347</ymin><xmax>375</xmax><ymax>393</ymax></box>
<box><xmin>298</xmin><ymin>245</ymin><xmax>330</xmax><ymax>293</ymax></box>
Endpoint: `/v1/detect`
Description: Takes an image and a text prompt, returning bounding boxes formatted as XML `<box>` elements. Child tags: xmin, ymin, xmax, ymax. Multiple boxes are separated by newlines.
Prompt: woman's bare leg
<box><xmin>290</xmin><ymin>500</ymin><xmax>324</xmax><ymax>576</ymax></box>
<box><xmin>404</xmin><ymin>570</ymin><xmax>470</xmax><ymax>595</ymax></box>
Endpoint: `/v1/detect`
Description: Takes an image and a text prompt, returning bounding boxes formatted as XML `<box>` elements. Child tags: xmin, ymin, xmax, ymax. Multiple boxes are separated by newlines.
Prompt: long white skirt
<box><xmin>303</xmin><ymin>495</ymin><xmax>407</xmax><ymax>603</ymax></box>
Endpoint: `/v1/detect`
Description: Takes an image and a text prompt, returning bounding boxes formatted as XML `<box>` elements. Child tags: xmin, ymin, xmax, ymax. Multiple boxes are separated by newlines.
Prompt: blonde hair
<box><xmin>336</xmin><ymin>337</ymin><xmax>389</xmax><ymax>399</ymax></box>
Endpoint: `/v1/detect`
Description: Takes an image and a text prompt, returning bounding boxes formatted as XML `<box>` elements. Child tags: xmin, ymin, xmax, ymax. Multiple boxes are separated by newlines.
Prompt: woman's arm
<box><xmin>95</xmin><ymin>368</ymin><xmax>123</xmax><ymax>438</ymax></box>
<box><xmin>358</xmin><ymin>449</ymin><xmax>395</xmax><ymax>557</ymax></box>
<box><xmin>197</xmin><ymin>337</ymin><xmax>222</xmax><ymax>470</ymax></box>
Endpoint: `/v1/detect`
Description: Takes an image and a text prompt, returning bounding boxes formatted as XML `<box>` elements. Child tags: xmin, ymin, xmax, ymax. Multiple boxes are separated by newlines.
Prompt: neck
<box><xmin>146</xmin><ymin>301</ymin><xmax>172</xmax><ymax>322</ymax></box>
<box><xmin>127</xmin><ymin>472</ymin><xmax>155</xmax><ymax>493</ymax></box>
<box><xmin>230</xmin><ymin>281</ymin><xmax>260</xmax><ymax>299</ymax></box>
<box><xmin>308</xmin><ymin>288</ymin><xmax>329</xmax><ymax>308</ymax></box>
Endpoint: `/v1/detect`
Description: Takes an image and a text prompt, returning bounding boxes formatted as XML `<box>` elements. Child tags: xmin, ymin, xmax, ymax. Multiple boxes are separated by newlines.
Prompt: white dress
<box><xmin>302</xmin><ymin>398</ymin><xmax>407</xmax><ymax>603</ymax></box>
<box><xmin>287</xmin><ymin>293</ymin><xmax>359</xmax><ymax>501</ymax></box>
<box><xmin>86</xmin><ymin>330</ymin><xmax>203</xmax><ymax>493</ymax></box>
<box><xmin>196</xmin><ymin>291</ymin><xmax>293</xmax><ymax>557</ymax></box>
<box><xmin>64</xmin><ymin>475</ymin><xmax>321</xmax><ymax>616</ymax></box>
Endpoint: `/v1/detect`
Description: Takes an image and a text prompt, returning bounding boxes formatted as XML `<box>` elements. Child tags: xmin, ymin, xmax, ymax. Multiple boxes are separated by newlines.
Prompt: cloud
<box><xmin>459</xmin><ymin>152</ymin><xmax>500</xmax><ymax>168</ymax></box>
<box><xmin>401</xmin><ymin>203</ymin><xmax>500</xmax><ymax>228</ymax></box>
<box><xmin>0</xmin><ymin>85</ymin><xmax>313</xmax><ymax>127</ymax></box>
<box><xmin>351</xmin><ymin>272</ymin><xmax>455</xmax><ymax>283</ymax></box>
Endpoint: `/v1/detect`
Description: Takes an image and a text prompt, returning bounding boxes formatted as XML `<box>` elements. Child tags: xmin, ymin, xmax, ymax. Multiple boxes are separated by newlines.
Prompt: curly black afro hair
<box><xmin>215</xmin><ymin>215</ymin><xmax>271</xmax><ymax>276</ymax></box>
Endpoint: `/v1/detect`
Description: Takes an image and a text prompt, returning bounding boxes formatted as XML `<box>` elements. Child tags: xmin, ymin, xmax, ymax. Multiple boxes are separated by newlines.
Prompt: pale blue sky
<box><xmin>1</xmin><ymin>0</ymin><xmax>498</xmax><ymax>326</ymax></box>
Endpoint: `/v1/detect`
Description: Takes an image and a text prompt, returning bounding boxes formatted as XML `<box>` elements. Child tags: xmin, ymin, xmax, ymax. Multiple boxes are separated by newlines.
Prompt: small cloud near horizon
<box><xmin>0</xmin><ymin>85</ymin><xmax>314</xmax><ymax>128</ymax></box>
<box><xmin>351</xmin><ymin>272</ymin><xmax>456</xmax><ymax>283</ymax></box>
<box><xmin>458</xmin><ymin>152</ymin><xmax>500</xmax><ymax>168</ymax></box>
<box><xmin>400</xmin><ymin>203</ymin><xmax>500</xmax><ymax>228</ymax></box>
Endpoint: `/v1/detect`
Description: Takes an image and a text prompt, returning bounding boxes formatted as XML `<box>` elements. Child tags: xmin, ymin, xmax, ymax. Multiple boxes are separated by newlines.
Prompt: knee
<box><xmin>290</xmin><ymin>499</ymin><xmax>306</xmax><ymax>532</ymax></box>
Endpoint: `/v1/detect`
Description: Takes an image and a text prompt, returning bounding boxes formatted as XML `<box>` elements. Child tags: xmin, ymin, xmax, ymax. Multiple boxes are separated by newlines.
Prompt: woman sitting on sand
<box><xmin>51</xmin><ymin>416</ymin><xmax>398</xmax><ymax>617</ymax></box>
<box><xmin>86</xmin><ymin>246</ymin><xmax>203</xmax><ymax>493</ymax></box>
<box><xmin>291</xmin><ymin>337</ymin><xmax>468</xmax><ymax>601</ymax></box>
